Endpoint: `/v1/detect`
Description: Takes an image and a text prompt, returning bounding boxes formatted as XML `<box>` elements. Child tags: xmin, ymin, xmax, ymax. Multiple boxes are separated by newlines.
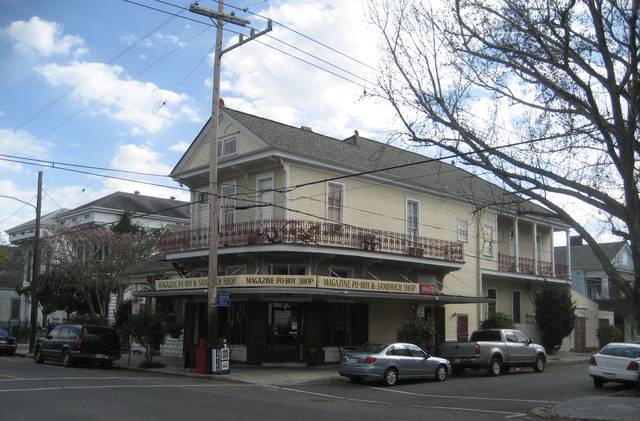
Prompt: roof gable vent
<box><xmin>301</xmin><ymin>126</ymin><xmax>313</xmax><ymax>132</ymax></box>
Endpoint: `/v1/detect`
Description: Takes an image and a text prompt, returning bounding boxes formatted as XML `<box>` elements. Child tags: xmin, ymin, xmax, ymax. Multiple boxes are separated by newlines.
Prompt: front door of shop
<box><xmin>270</xmin><ymin>303</ymin><xmax>302</xmax><ymax>362</ymax></box>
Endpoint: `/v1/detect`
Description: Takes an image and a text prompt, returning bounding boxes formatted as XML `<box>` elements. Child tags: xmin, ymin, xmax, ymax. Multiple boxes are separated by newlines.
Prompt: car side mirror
<box><xmin>45</xmin><ymin>335</ymin><xmax>52</xmax><ymax>340</ymax></box>
<box><xmin>528</xmin><ymin>338</ymin><xmax>535</xmax><ymax>345</ymax></box>
<box><xmin>423</xmin><ymin>352</ymin><xmax>431</xmax><ymax>359</ymax></box>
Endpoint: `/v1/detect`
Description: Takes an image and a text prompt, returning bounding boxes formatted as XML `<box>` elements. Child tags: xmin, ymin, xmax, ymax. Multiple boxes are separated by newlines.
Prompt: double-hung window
<box><xmin>220</xmin><ymin>183</ymin><xmax>236</xmax><ymax>228</ymax></box>
<box><xmin>327</xmin><ymin>182</ymin><xmax>344</xmax><ymax>227</ymax></box>
<box><xmin>406</xmin><ymin>199</ymin><xmax>419</xmax><ymax>242</ymax></box>
<box><xmin>483</xmin><ymin>225</ymin><xmax>495</xmax><ymax>257</ymax></box>
<box><xmin>217</xmin><ymin>136</ymin><xmax>238</xmax><ymax>158</ymax></box>
<box><xmin>512</xmin><ymin>290</ymin><xmax>521</xmax><ymax>324</ymax></box>
<box><xmin>457</xmin><ymin>219</ymin><xmax>468</xmax><ymax>242</ymax></box>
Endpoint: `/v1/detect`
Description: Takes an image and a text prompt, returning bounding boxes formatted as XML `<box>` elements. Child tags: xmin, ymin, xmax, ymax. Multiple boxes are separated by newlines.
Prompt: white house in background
<box><xmin>6</xmin><ymin>191</ymin><xmax>190</xmax><ymax>327</ymax></box>
<box><xmin>556</xmin><ymin>238</ymin><xmax>635</xmax><ymax>344</ymax></box>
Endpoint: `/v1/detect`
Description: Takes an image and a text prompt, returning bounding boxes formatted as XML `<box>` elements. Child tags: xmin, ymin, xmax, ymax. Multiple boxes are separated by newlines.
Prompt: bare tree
<box><xmin>44</xmin><ymin>227</ymin><xmax>157</xmax><ymax>319</ymax></box>
<box><xmin>370</xmin><ymin>0</ymin><xmax>639</xmax><ymax>330</ymax></box>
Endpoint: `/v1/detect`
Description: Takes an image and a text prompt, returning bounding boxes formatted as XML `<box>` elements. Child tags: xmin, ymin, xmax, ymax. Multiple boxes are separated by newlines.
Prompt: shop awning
<box><xmin>134</xmin><ymin>286</ymin><xmax>493</xmax><ymax>304</ymax></box>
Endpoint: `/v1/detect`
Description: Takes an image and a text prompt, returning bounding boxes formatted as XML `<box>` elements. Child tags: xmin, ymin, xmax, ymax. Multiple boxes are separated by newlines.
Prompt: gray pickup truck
<box><xmin>439</xmin><ymin>329</ymin><xmax>547</xmax><ymax>376</ymax></box>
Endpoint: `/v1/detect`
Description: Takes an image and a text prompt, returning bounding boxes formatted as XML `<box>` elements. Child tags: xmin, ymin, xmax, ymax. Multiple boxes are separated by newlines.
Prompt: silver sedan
<box><xmin>338</xmin><ymin>342</ymin><xmax>451</xmax><ymax>386</ymax></box>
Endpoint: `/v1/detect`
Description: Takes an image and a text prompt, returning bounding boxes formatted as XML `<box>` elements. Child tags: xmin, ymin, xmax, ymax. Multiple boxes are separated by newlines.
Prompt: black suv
<box><xmin>34</xmin><ymin>324</ymin><xmax>121</xmax><ymax>368</ymax></box>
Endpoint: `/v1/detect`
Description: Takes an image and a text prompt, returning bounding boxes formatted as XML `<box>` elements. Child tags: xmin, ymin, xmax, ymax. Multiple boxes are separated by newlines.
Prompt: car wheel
<box><xmin>62</xmin><ymin>349</ymin><xmax>74</xmax><ymax>368</ymax></box>
<box><xmin>382</xmin><ymin>367</ymin><xmax>398</xmax><ymax>387</ymax></box>
<box><xmin>488</xmin><ymin>357</ymin><xmax>502</xmax><ymax>376</ymax></box>
<box><xmin>593</xmin><ymin>377</ymin><xmax>605</xmax><ymax>388</ymax></box>
<box><xmin>34</xmin><ymin>347</ymin><xmax>44</xmax><ymax>364</ymax></box>
<box><xmin>435</xmin><ymin>364</ymin><xmax>448</xmax><ymax>382</ymax></box>
<box><xmin>534</xmin><ymin>355</ymin><xmax>546</xmax><ymax>373</ymax></box>
<box><xmin>452</xmin><ymin>366</ymin><xmax>465</xmax><ymax>376</ymax></box>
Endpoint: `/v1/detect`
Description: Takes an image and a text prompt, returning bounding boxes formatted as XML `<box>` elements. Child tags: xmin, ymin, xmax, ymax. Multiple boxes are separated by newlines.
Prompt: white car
<box><xmin>589</xmin><ymin>342</ymin><xmax>640</xmax><ymax>388</ymax></box>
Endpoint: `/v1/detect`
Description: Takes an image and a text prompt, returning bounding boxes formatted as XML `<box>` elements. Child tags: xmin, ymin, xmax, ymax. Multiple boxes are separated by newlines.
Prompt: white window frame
<box><xmin>406</xmin><ymin>198</ymin><xmax>420</xmax><ymax>241</ymax></box>
<box><xmin>487</xmin><ymin>288</ymin><xmax>497</xmax><ymax>318</ymax></box>
<box><xmin>269</xmin><ymin>264</ymin><xmax>307</xmax><ymax>275</ymax></box>
<box><xmin>217</xmin><ymin>135</ymin><xmax>238</xmax><ymax>158</ymax></box>
<box><xmin>457</xmin><ymin>219</ymin><xmax>468</xmax><ymax>242</ymax></box>
<box><xmin>256</xmin><ymin>172</ymin><xmax>275</xmax><ymax>221</ymax></box>
<box><xmin>483</xmin><ymin>224</ymin><xmax>495</xmax><ymax>257</ymax></box>
<box><xmin>512</xmin><ymin>290</ymin><xmax>521</xmax><ymax>324</ymax></box>
<box><xmin>220</xmin><ymin>181</ymin><xmax>236</xmax><ymax>228</ymax></box>
<box><xmin>326</xmin><ymin>181</ymin><xmax>345</xmax><ymax>225</ymax></box>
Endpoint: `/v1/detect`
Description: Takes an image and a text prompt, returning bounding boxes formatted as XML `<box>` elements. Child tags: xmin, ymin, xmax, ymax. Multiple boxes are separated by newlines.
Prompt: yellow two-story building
<box><xmin>150</xmin><ymin>106</ymin><xmax>572</xmax><ymax>365</ymax></box>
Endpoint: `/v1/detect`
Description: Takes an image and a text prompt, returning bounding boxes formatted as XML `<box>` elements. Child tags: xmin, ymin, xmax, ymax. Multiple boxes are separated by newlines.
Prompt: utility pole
<box><xmin>28</xmin><ymin>171</ymin><xmax>43</xmax><ymax>354</ymax></box>
<box><xmin>189</xmin><ymin>0</ymin><xmax>271</xmax><ymax>373</ymax></box>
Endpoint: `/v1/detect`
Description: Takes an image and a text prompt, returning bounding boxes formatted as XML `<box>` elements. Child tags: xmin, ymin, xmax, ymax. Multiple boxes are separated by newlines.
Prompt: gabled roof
<box><xmin>172</xmin><ymin>107</ymin><xmax>565</xmax><ymax>224</ymax></box>
<box><xmin>64</xmin><ymin>191</ymin><xmax>189</xmax><ymax>220</ymax></box>
<box><xmin>554</xmin><ymin>241</ymin><xmax>626</xmax><ymax>269</ymax></box>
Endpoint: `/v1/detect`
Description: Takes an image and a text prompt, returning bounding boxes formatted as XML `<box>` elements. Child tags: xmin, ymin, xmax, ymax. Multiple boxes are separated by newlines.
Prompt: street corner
<box><xmin>532</xmin><ymin>396</ymin><xmax>640</xmax><ymax>421</ymax></box>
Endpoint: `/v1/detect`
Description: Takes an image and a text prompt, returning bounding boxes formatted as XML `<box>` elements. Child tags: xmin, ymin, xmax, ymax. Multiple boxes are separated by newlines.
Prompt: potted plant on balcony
<box><xmin>247</xmin><ymin>229</ymin><xmax>264</xmax><ymax>245</ymax></box>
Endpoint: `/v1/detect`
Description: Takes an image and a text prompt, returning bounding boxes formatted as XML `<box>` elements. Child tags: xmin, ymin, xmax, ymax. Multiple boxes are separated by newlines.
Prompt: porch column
<box><xmin>514</xmin><ymin>217</ymin><xmax>520</xmax><ymax>272</ymax></box>
<box><xmin>565</xmin><ymin>230</ymin><xmax>571</xmax><ymax>276</ymax></box>
<box><xmin>551</xmin><ymin>226</ymin><xmax>556</xmax><ymax>277</ymax></box>
<box><xmin>533</xmin><ymin>222</ymin><xmax>538</xmax><ymax>274</ymax></box>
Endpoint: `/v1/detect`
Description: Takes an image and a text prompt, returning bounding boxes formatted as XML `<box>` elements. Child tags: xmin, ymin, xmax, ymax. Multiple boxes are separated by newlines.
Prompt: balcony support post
<box><xmin>533</xmin><ymin>222</ymin><xmax>538</xmax><ymax>274</ymax></box>
<box><xmin>514</xmin><ymin>217</ymin><xmax>520</xmax><ymax>272</ymax></box>
<box><xmin>551</xmin><ymin>226</ymin><xmax>556</xmax><ymax>277</ymax></box>
<box><xmin>565</xmin><ymin>229</ymin><xmax>571</xmax><ymax>277</ymax></box>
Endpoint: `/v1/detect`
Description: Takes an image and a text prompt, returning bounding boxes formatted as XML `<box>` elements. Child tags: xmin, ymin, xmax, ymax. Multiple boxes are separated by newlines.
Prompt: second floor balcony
<box><xmin>159</xmin><ymin>219</ymin><xmax>465</xmax><ymax>264</ymax></box>
<box><xmin>498</xmin><ymin>253</ymin><xmax>569</xmax><ymax>280</ymax></box>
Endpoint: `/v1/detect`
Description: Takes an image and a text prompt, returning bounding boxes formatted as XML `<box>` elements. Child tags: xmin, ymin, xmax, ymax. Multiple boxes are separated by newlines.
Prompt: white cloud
<box><xmin>0</xmin><ymin>128</ymin><xmax>49</xmax><ymax>172</ymax></box>
<box><xmin>1</xmin><ymin>16</ymin><xmax>86</xmax><ymax>57</ymax></box>
<box><xmin>219</xmin><ymin>0</ymin><xmax>396</xmax><ymax>140</ymax></box>
<box><xmin>37</xmin><ymin>61</ymin><xmax>201</xmax><ymax>134</ymax></box>
<box><xmin>168</xmin><ymin>141</ymin><xmax>190</xmax><ymax>153</ymax></box>
<box><xmin>110</xmin><ymin>144</ymin><xmax>173</xmax><ymax>175</ymax></box>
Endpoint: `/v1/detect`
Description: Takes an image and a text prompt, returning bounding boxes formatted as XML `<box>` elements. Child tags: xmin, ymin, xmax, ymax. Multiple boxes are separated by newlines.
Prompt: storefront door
<box><xmin>270</xmin><ymin>303</ymin><xmax>302</xmax><ymax>362</ymax></box>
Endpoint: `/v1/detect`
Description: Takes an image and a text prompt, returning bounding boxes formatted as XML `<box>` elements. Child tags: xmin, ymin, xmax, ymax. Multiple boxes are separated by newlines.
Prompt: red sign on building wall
<box><xmin>419</xmin><ymin>283</ymin><xmax>438</xmax><ymax>296</ymax></box>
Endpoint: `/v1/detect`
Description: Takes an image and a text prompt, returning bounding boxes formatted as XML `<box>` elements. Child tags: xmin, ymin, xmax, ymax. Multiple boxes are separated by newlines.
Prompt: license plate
<box><xmin>453</xmin><ymin>358</ymin><xmax>461</xmax><ymax>363</ymax></box>
<box><xmin>603</xmin><ymin>372</ymin><xmax>616</xmax><ymax>378</ymax></box>
<box><xmin>347</xmin><ymin>357</ymin><xmax>358</xmax><ymax>364</ymax></box>
<box><xmin>95</xmin><ymin>354</ymin><xmax>107</xmax><ymax>359</ymax></box>
<box><xmin>0</xmin><ymin>339</ymin><xmax>6</xmax><ymax>344</ymax></box>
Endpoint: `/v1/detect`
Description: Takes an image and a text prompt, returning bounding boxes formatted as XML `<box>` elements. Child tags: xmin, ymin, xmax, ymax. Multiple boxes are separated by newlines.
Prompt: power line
<box><xmin>128</xmin><ymin>0</ymin><xmax>377</xmax><ymax>91</ymax></box>
<box><xmin>0</xmin><ymin>196</ymin><xmax>36</xmax><ymax>226</ymax></box>
<box><xmin>37</xmin><ymin>24</ymin><xmax>211</xmax><ymax>140</ymax></box>
<box><xmin>15</xmin><ymin>9</ymin><xmax>180</xmax><ymax>131</ymax></box>
<box><xmin>210</xmin><ymin>0</ymin><xmax>378</xmax><ymax>71</ymax></box>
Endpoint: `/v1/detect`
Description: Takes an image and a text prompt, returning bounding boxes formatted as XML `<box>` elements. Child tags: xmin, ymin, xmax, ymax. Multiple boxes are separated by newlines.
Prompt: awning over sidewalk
<box><xmin>134</xmin><ymin>274</ymin><xmax>493</xmax><ymax>304</ymax></box>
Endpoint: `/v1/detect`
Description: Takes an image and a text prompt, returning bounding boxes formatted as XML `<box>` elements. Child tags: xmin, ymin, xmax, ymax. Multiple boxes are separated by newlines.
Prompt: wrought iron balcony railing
<box><xmin>498</xmin><ymin>253</ymin><xmax>569</xmax><ymax>280</ymax></box>
<box><xmin>159</xmin><ymin>219</ymin><xmax>465</xmax><ymax>263</ymax></box>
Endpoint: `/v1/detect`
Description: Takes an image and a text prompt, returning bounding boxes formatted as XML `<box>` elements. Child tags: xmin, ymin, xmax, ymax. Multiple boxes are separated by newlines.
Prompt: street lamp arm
<box><xmin>0</xmin><ymin>195</ymin><xmax>36</xmax><ymax>209</ymax></box>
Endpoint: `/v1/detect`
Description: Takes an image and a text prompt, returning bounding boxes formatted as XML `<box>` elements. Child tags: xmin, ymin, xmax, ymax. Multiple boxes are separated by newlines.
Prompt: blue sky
<box><xmin>0</xmin><ymin>0</ymin><xmax>391</xmax><ymax>240</ymax></box>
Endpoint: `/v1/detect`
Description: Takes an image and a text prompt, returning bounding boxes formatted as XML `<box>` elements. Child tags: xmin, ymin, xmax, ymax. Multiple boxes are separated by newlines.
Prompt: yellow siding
<box><xmin>181</xmin><ymin>118</ymin><xmax>264</xmax><ymax>173</ymax></box>
<box><xmin>367</xmin><ymin>299</ymin><xmax>411</xmax><ymax>342</ymax></box>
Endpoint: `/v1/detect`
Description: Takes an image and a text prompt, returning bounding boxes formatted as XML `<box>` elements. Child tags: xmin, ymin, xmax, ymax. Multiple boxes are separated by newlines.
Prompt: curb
<box><xmin>546</xmin><ymin>359</ymin><xmax>589</xmax><ymax>367</ymax></box>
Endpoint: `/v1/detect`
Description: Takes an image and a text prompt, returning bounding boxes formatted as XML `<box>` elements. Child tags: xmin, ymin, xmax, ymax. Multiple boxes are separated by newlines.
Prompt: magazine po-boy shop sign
<box><xmin>155</xmin><ymin>275</ymin><xmax>434</xmax><ymax>295</ymax></box>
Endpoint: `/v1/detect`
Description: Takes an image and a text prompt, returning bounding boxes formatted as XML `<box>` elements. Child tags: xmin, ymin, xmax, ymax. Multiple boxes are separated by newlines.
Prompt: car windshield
<box><xmin>83</xmin><ymin>326</ymin><xmax>118</xmax><ymax>341</ymax></box>
<box><xmin>0</xmin><ymin>329</ymin><xmax>8</xmax><ymax>337</ymax></box>
<box><xmin>600</xmin><ymin>345</ymin><xmax>640</xmax><ymax>359</ymax></box>
<box><xmin>470</xmin><ymin>330</ymin><xmax>502</xmax><ymax>342</ymax></box>
<box><xmin>355</xmin><ymin>343</ymin><xmax>387</xmax><ymax>353</ymax></box>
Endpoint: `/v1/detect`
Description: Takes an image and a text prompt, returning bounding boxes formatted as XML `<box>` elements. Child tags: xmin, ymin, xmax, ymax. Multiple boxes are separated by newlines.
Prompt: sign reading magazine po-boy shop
<box><xmin>318</xmin><ymin>276</ymin><xmax>419</xmax><ymax>294</ymax></box>
<box><xmin>155</xmin><ymin>275</ymin><xmax>316</xmax><ymax>291</ymax></box>
<box><xmin>156</xmin><ymin>275</ymin><xmax>422</xmax><ymax>295</ymax></box>
<box><xmin>218</xmin><ymin>275</ymin><xmax>316</xmax><ymax>288</ymax></box>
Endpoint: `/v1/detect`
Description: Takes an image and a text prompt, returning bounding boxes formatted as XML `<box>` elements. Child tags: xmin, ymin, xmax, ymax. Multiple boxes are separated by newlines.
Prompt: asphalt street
<box><xmin>0</xmin><ymin>356</ymin><xmax>632</xmax><ymax>421</ymax></box>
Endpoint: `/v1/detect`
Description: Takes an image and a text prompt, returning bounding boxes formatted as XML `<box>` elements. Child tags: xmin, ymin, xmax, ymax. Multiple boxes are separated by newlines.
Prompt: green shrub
<box><xmin>128</xmin><ymin>305</ymin><xmax>174</xmax><ymax>364</ymax></box>
<box><xmin>480</xmin><ymin>312</ymin><xmax>515</xmax><ymax>329</ymax></box>
<box><xmin>396</xmin><ymin>317</ymin><xmax>435</xmax><ymax>352</ymax></box>
<box><xmin>535</xmin><ymin>283</ymin><xmax>576</xmax><ymax>353</ymax></box>
<box><xmin>597</xmin><ymin>325</ymin><xmax>624</xmax><ymax>348</ymax></box>
<box><xmin>69</xmin><ymin>313</ymin><xmax>108</xmax><ymax>326</ymax></box>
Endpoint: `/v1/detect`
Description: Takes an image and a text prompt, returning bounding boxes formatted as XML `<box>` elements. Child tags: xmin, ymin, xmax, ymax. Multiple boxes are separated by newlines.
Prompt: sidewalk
<box><xmin>533</xmin><ymin>396</ymin><xmax>640</xmax><ymax>421</ymax></box>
